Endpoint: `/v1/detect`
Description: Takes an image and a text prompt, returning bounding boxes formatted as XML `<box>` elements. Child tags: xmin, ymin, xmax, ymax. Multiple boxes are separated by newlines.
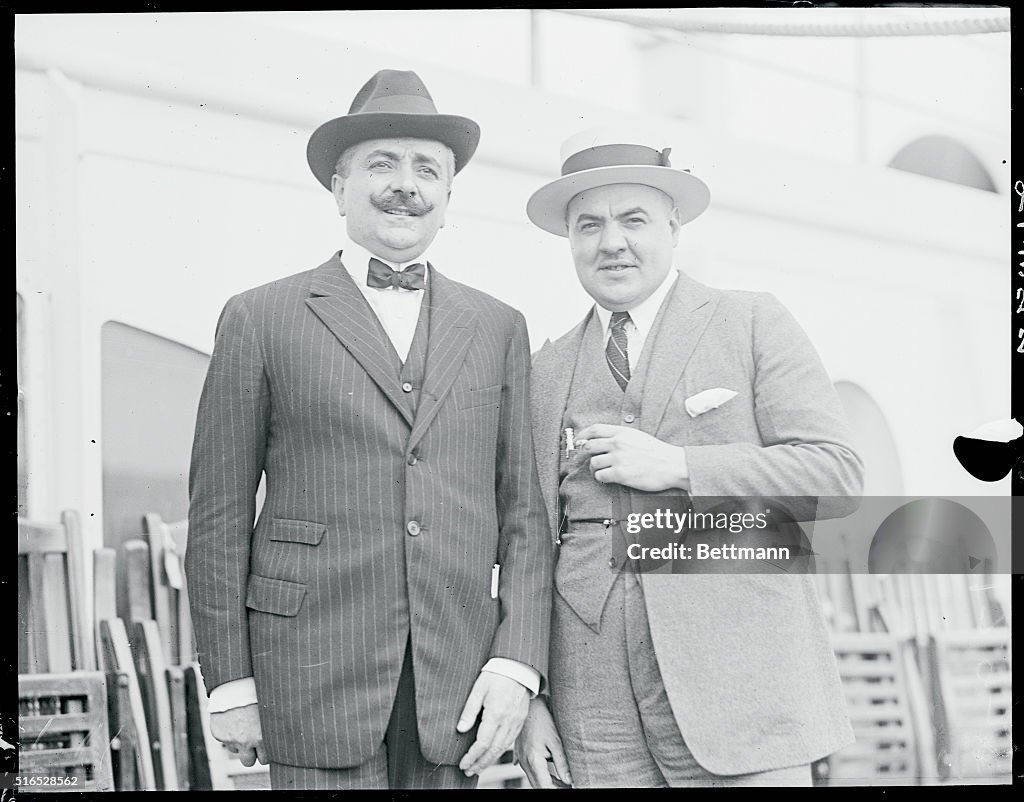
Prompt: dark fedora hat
<box><xmin>306</xmin><ymin>69</ymin><xmax>480</xmax><ymax>191</ymax></box>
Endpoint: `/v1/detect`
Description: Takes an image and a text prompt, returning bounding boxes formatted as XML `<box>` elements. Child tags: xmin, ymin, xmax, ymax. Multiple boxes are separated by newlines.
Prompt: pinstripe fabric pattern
<box><xmin>269</xmin><ymin>639</ymin><xmax>477</xmax><ymax>789</ymax></box>
<box><xmin>186</xmin><ymin>252</ymin><xmax>552</xmax><ymax>769</ymax></box>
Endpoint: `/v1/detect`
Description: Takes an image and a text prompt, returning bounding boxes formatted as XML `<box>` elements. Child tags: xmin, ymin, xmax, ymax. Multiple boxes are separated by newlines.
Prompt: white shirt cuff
<box><xmin>481</xmin><ymin>658</ymin><xmax>541</xmax><ymax>698</ymax></box>
<box><xmin>208</xmin><ymin>676</ymin><xmax>258</xmax><ymax>713</ymax></box>
<box><xmin>209</xmin><ymin>661</ymin><xmax>540</xmax><ymax>711</ymax></box>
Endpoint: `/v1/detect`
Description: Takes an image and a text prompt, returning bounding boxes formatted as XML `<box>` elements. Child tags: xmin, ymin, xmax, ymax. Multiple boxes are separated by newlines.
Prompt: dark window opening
<box><xmin>101</xmin><ymin>321</ymin><xmax>209</xmax><ymax>551</ymax></box>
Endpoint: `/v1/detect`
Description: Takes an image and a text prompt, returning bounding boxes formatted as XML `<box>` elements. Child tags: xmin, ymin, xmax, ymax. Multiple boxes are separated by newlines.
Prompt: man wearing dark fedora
<box><xmin>186</xmin><ymin>69</ymin><xmax>552</xmax><ymax>789</ymax></box>
<box><xmin>513</xmin><ymin>129</ymin><xmax>863</xmax><ymax>787</ymax></box>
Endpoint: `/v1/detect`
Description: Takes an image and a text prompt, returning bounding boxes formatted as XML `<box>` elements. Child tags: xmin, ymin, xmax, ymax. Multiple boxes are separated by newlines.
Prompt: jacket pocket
<box><xmin>245</xmin><ymin>574</ymin><xmax>307</xmax><ymax>616</ymax></box>
<box><xmin>269</xmin><ymin>517</ymin><xmax>326</xmax><ymax>546</ymax></box>
<box><xmin>454</xmin><ymin>384</ymin><xmax>502</xmax><ymax>410</ymax></box>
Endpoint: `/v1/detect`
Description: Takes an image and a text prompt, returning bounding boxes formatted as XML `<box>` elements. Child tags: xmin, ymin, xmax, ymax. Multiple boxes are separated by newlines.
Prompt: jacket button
<box><xmin>402</xmin><ymin>381</ymin><xmax>413</xmax><ymax>393</ymax></box>
<box><xmin>623</xmin><ymin>412</ymin><xmax>635</xmax><ymax>423</ymax></box>
<box><xmin>407</xmin><ymin>454</ymin><xmax>418</xmax><ymax>466</ymax></box>
<box><xmin>407</xmin><ymin>520</ymin><xmax>421</xmax><ymax>536</ymax></box>
<box><xmin>608</xmin><ymin>557</ymin><xmax>617</xmax><ymax>568</ymax></box>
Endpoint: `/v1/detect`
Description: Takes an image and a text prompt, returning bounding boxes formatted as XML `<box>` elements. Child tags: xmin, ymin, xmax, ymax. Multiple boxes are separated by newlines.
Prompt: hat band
<box><xmin>561</xmin><ymin>144</ymin><xmax>671</xmax><ymax>176</ymax></box>
<box><xmin>353</xmin><ymin>94</ymin><xmax>440</xmax><ymax>115</ymax></box>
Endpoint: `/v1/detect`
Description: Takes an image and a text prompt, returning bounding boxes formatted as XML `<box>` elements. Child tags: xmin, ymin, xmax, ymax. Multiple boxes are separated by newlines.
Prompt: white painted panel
<box><xmin>720</xmin><ymin>57</ymin><xmax>860</xmax><ymax>164</ymax></box>
<box><xmin>255</xmin><ymin>9</ymin><xmax>534</xmax><ymax>85</ymax></box>
<box><xmin>862</xmin><ymin>34</ymin><xmax>1010</xmax><ymax>139</ymax></box>
<box><xmin>14</xmin><ymin>69</ymin><xmax>47</xmax><ymax>139</ymax></box>
<box><xmin>15</xmin><ymin>138</ymin><xmax>47</xmax><ymax>291</ymax></box>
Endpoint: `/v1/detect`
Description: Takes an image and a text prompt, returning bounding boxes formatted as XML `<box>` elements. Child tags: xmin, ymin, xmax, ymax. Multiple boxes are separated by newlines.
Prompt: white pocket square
<box><xmin>684</xmin><ymin>388</ymin><xmax>738</xmax><ymax>418</ymax></box>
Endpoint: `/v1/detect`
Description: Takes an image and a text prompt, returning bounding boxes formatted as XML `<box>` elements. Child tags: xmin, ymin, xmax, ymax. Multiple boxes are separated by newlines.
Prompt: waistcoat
<box><xmin>555</xmin><ymin>307</ymin><xmax>660</xmax><ymax>631</ymax></box>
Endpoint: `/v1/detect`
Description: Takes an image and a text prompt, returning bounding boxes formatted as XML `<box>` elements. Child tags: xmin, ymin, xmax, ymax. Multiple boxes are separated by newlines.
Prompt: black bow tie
<box><xmin>366</xmin><ymin>257</ymin><xmax>427</xmax><ymax>291</ymax></box>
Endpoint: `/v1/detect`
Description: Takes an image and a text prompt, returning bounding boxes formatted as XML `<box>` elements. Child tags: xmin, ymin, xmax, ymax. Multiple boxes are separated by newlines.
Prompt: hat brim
<box><xmin>526</xmin><ymin>165</ymin><xmax>710</xmax><ymax>237</ymax></box>
<box><xmin>307</xmin><ymin>112</ymin><xmax>481</xmax><ymax>190</ymax></box>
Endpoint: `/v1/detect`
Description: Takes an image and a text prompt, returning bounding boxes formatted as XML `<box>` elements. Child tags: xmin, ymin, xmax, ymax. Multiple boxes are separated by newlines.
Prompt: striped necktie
<box><xmin>606</xmin><ymin>311</ymin><xmax>631</xmax><ymax>391</ymax></box>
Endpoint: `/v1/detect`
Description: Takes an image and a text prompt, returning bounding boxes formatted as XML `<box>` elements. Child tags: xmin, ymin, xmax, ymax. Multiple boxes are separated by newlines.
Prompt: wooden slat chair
<box><xmin>141</xmin><ymin>514</ymin><xmax>193</xmax><ymax>790</ymax></box>
<box><xmin>815</xmin><ymin>634</ymin><xmax>920</xmax><ymax>786</ymax></box>
<box><xmin>863</xmin><ymin>573</ymin><xmax>1011</xmax><ymax>785</ymax></box>
<box><xmin>887</xmin><ymin>573</ymin><xmax>1005</xmax><ymax>648</ymax></box>
<box><xmin>140</xmin><ymin>513</ymin><xmax>272</xmax><ymax>790</ymax></box>
<box><xmin>97</xmin><ymin>618</ymin><xmax>157</xmax><ymax>790</ymax></box>
<box><xmin>141</xmin><ymin>515</ymin><xmax>192</xmax><ymax>789</ymax></box>
<box><xmin>187</xmin><ymin>661</ymin><xmax>271</xmax><ymax>790</ymax></box>
<box><xmin>142</xmin><ymin>513</ymin><xmax>193</xmax><ymax>667</ymax></box>
<box><xmin>929</xmin><ymin>630</ymin><xmax>1011</xmax><ymax>783</ymax></box>
<box><xmin>94</xmin><ymin>547</ymin><xmax>156</xmax><ymax>791</ymax></box>
<box><xmin>17</xmin><ymin>510</ymin><xmax>112</xmax><ymax>791</ymax></box>
<box><xmin>869</xmin><ymin>579</ymin><xmax>941</xmax><ymax>782</ymax></box>
<box><xmin>812</xmin><ymin>517</ymin><xmax>1011</xmax><ymax>788</ymax></box>
<box><xmin>117</xmin><ymin>536</ymin><xmax>180</xmax><ymax>790</ymax></box>
<box><xmin>19</xmin><ymin>510</ymin><xmax>93</xmax><ymax>674</ymax></box>
<box><xmin>131</xmin><ymin>618</ymin><xmax>182</xmax><ymax>790</ymax></box>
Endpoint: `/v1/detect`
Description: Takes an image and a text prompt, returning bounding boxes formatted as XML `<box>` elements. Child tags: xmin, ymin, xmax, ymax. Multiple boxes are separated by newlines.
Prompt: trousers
<box><xmin>269</xmin><ymin>637</ymin><xmax>477</xmax><ymax>790</ymax></box>
<box><xmin>549</xmin><ymin>570</ymin><xmax>811</xmax><ymax>787</ymax></box>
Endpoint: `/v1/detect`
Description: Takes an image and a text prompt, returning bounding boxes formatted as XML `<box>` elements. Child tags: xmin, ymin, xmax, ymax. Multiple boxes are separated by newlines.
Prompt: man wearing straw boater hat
<box><xmin>186</xmin><ymin>69</ymin><xmax>552</xmax><ymax>790</ymax></box>
<box><xmin>513</xmin><ymin>129</ymin><xmax>863</xmax><ymax>787</ymax></box>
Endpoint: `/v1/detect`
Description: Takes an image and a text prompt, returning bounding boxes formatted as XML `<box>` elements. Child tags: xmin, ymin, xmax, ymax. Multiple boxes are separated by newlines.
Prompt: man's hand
<box><xmin>210</xmin><ymin>703</ymin><xmax>267</xmax><ymax>767</ymax></box>
<box><xmin>456</xmin><ymin>672</ymin><xmax>529</xmax><ymax>777</ymax></box>
<box><xmin>575</xmin><ymin>424</ymin><xmax>690</xmax><ymax>492</ymax></box>
<box><xmin>513</xmin><ymin>697</ymin><xmax>572</xmax><ymax>788</ymax></box>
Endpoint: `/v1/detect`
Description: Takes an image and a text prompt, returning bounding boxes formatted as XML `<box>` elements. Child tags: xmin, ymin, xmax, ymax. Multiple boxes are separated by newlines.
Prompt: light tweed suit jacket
<box><xmin>531</xmin><ymin>271</ymin><xmax>863</xmax><ymax>776</ymax></box>
<box><xmin>186</xmin><ymin>253</ymin><xmax>552</xmax><ymax>769</ymax></box>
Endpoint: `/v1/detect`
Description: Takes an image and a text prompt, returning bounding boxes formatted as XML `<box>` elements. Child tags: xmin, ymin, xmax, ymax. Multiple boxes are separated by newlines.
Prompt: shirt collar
<box><xmin>593</xmin><ymin>269</ymin><xmax>679</xmax><ymax>337</ymax></box>
<box><xmin>339</xmin><ymin>238</ymin><xmax>431</xmax><ymax>289</ymax></box>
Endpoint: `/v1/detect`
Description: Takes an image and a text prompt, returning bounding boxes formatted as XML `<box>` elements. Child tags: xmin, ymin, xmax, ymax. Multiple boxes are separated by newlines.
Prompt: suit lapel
<box><xmin>532</xmin><ymin>313</ymin><xmax>591</xmax><ymax>538</ymax></box>
<box><xmin>407</xmin><ymin>266</ymin><xmax>478</xmax><ymax>452</ymax></box>
<box><xmin>640</xmin><ymin>273</ymin><xmax>719</xmax><ymax>436</ymax></box>
<box><xmin>305</xmin><ymin>253</ymin><xmax>414</xmax><ymax>427</ymax></box>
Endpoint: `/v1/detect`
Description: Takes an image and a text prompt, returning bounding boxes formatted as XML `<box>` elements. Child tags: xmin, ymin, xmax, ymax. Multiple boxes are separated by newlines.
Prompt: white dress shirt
<box><xmin>208</xmin><ymin>239</ymin><xmax>539</xmax><ymax>713</ymax></box>
<box><xmin>339</xmin><ymin>239</ymin><xmax>429</xmax><ymax>362</ymax></box>
<box><xmin>593</xmin><ymin>269</ymin><xmax>679</xmax><ymax>371</ymax></box>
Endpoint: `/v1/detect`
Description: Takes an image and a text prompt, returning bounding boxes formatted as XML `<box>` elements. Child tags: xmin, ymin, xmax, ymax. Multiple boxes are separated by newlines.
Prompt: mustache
<box><xmin>371</xmin><ymin>193</ymin><xmax>434</xmax><ymax>216</ymax></box>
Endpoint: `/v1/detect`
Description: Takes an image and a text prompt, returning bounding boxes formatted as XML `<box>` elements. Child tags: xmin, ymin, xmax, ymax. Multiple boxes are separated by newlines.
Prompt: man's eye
<box><xmin>418</xmin><ymin>167</ymin><xmax>438</xmax><ymax>177</ymax></box>
<box><xmin>369</xmin><ymin>161</ymin><xmax>392</xmax><ymax>170</ymax></box>
<box><xmin>579</xmin><ymin>222</ymin><xmax>599</xmax><ymax>232</ymax></box>
<box><xmin>626</xmin><ymin>217</ymin><xmax>646</xmax><ymax>225</ymax></box>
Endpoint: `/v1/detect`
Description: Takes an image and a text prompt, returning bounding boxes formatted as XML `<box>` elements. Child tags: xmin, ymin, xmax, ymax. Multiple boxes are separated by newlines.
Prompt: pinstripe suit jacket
<box><xmin>186</xmin><ymin>252</ymin><xmax>553</xmax><ymax>768</ymax></box>
<box><xmin>531</xmin><ymin>272</ymin><xmax>861</xmax><ymax>775</ymax></box>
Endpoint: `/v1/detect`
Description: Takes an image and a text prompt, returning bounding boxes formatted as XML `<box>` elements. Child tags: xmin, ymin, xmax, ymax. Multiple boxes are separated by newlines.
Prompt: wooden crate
<box><xmin>816</xmin><ymin>634</ymin><xmax>920</xmax><ymax>786</ymax></box>
<box><xmin>18</xmin><ymin>672</ymin><xmax>115</xmax><ymax>792</ymax></box>
<box><xmin>930</xmin><ymin>630</ymin><xmax>1011</xmax><ymax>783</ymax></box>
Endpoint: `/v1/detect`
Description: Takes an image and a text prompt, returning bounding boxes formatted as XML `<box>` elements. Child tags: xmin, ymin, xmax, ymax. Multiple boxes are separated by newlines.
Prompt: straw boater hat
<box><xmin>306</xmin><ymin>69</ymin><xmax>481</xmax><ymax>191</ymax></box>
<box><xmin>526</xmin><ymin>128</ymin><xmax>711</xmax><ymax>237</ymax></box>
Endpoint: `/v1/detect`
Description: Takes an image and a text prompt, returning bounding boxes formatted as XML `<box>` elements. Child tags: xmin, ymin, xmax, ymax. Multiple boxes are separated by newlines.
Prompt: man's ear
<box><xmin>668</xmin><ymin>206</ymin><xmax>683</xmax><ymax>245</ymax></box>
<box><xmin>331</xmin><ymin>174</ymin><xmax>347</xmax><ymax>217</ymax></box>
<box><xmin>439</xmin><ymin>183</ymin><xmax>452</xmax><ymax>229</ymax></box>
